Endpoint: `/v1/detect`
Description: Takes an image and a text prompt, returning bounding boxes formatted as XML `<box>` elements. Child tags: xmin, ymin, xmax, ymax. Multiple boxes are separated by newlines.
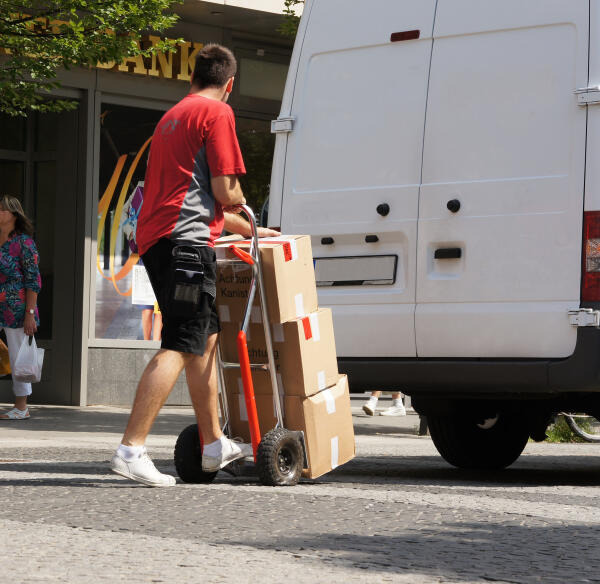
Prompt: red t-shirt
<box><xmin>137</xmin><ymin>94</ymin><xmax>246</xmax><ymax>256</ymax></box>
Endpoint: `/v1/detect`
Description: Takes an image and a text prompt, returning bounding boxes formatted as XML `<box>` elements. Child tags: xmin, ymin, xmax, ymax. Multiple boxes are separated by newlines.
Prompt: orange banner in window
<box><xmin>96</xmin><ymin>137</ymin><xmax>152</xmax><ymax>296</ymax></box>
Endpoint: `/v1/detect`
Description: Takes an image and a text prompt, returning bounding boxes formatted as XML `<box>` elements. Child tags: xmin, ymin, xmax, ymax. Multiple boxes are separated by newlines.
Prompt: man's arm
<box><xmin>211</xmin><ymin>175</ymin><xmax>246</xmax><ymax>207</ymax></box>
<box><xmin>223</xmin><ymin>212</ymin><xmax>281</xmax><ymax>238</ymax></box>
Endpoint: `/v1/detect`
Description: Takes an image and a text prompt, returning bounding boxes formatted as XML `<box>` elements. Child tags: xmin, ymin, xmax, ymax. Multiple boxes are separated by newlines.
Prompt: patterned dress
<box><xmin>0</xmin><ymin>234</ymin><xmax>41</xmax><ymax>328</ymax></box>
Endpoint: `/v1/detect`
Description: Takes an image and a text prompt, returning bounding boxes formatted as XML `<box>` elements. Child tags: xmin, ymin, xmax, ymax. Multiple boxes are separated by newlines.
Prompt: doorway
<box><xmin>0</xmin><ymin>109</ymin><xmax>79</xmax><ymax>404</ymax></box>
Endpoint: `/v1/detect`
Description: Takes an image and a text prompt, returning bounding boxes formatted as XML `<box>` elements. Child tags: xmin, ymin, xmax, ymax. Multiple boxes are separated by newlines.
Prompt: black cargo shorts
<box><xmin>142</xmin><ymin>238</ymin><xmax>220</xmax><ymax>356</ymax></box>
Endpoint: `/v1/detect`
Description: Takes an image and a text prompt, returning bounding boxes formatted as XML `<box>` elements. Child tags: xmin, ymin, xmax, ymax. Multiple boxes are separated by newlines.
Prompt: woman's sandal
<box><xmin>0</xmin><ymin>407</ymin><xmax>30</xmax><ymax>420</ymax></box>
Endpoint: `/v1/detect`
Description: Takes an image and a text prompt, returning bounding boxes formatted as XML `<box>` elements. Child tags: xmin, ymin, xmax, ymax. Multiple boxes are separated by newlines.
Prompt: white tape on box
<box><xmin>250</xmin><ymin>306</ymin><xmax>262</xmax><ymax>323</ymax></box>
<box><xmin>322</xmin><ymin>388</ymin><xmax>336</xmax><ymax>414</ymax></box>
<box><xmin>331</xmin><ymin>436</ymin><xmax>339</xmax><ymax>469</ymax></box>
<box><xmin>238</xmin><ymin>393</ymin><xmax>248</xmax><ymax>422</ymax></box>
<box><xmin>288</xmin><ymin>239</ymin><xmax>298</xmax><ymax>261</ymax></box>
<box><xmin>272</xmin><ymin>323</ymin><xmax>284</xmax><ymax>343</ymax></box>
<box><xmin>218</xmin><ymin>305</ymin><xmax>231</xmax><ymax>323</ymax></box>
<box><xmin>295</xmin><ymin>293</ymin><xmax>305</xmax><ymax>318</ymax></box>
<box><xmin>309</xmin><ymin>313</ymin><xmax>320</xmax><ymax>342</ymax></box>
<box><xmin>318</xmin><ymin>371</ymin><xmax>327</xmax><ymax>391</ymax></box>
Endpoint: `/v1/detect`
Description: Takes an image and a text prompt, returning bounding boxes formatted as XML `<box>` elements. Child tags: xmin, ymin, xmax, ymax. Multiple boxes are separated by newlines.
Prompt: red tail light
<box><xmin>582</xmin><ymin>211</ymin><xmax>600</xmax><ymax>301</ymax></box>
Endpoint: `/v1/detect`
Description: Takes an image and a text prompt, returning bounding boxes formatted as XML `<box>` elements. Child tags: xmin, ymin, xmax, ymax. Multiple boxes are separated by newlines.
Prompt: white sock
<box><xmin>117</xmin><ymin>444</ymin><xmax>145</xmax><ymax>461</ymax></box>
<box><xmin>392</xmin><ymin>398</ymin><xmax>404</xmax><ymax>407</ymax></box>
<box><xmin>368</xmin><ymin>397</ymin><xmax>378</xmax><ymax>406</ymax></box>
<box><xmin>203</xmin><ymin>436</ymin><xmax>228</xmax><ymax>457</ymax></box>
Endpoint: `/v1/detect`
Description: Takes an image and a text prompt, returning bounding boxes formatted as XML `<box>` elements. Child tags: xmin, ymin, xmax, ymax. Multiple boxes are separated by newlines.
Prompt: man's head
<box><xmin>191</xmin><ymin>44</ymin><xmax>237</xmax><ymax>101</ymax></box>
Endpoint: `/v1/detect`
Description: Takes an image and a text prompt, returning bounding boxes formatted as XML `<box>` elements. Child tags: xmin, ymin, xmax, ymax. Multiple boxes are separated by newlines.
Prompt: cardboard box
<box><xmin>222</xmin><ymin>373</ymin><xmax>355</xmax><ymax>479</ymax></box>
<box><xmin>215</xmin><ymin>235</ymin><xmax>318</xmax><ymax>324</ymax></box>
<box><xmin>219</xmin><ymin>308</ymin><xmax>339</xmax><ymax>397</ymax></box>
<box><xmin>285</xmin><ymin>374</ymin><xmax>355</xmax><ymax>479</ymax></box>
<box><xmin>222</xmin><ymin>373</ymin><xmax>282</xmax><ymax>443</ymax></box>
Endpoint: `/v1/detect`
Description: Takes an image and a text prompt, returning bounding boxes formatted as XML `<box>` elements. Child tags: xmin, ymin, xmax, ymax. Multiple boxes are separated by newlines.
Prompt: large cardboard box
<box><xmin>222</xmin><ymin>374</ymin><xmax>281</xmax><ymax>443</ymax></box>
<box><xmin>222</xmin><ymin>373</ymin><xmax>355</xmax><ymax>479</ymax></box>
<box><xmin>285</xmin><ymin>375</ymin><xmax>355</xmax><ymax>479</ymax></box>
<box><xmin>219</xmin><ymin>308</ymin><xmax>339</xmax><ymax>397</ymax></box>
<box><xmin>215</xmin><ymin>235</ymin><xmax>318</xmax><ymax>325</ymax></box>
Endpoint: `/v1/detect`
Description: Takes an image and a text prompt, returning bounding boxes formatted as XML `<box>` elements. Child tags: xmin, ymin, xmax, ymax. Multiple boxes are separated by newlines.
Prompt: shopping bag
<box><xmin>0</xmin><ymin>339</ymin><xmax>10</xmax><ymax>376</ymax></box>
<box><xmin>13</xmin><ymin>335</ymin><xmax>44</xmax><ymax>383</ymax></box>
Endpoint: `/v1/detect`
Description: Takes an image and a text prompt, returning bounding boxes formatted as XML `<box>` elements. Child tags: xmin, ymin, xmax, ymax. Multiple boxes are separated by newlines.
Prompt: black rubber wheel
<box><xmin>174</xmin><ymin>424</ymin><xmax>218</xmax><ymax>484</ymax></box>
<box><xmin>427</xmin><ymin>411</ymin><xmax>529</xmax><ymax>470</ymax></box>
<box><xmin>256</xmin><ymin>428</ymin><xmax>303</xmax><ymax>486</ymax></box>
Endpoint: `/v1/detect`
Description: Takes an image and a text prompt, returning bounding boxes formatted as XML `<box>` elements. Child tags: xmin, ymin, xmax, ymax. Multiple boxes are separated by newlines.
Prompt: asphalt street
<box><xmin>1</xmin><ymin>396</ymin><xmax>600</xmax><ymax>583</ymax></box>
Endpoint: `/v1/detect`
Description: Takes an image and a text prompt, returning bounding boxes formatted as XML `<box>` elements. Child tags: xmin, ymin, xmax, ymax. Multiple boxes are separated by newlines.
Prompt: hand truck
<box><xmin>174</xmin><ymin>205</ymin><xmax>307</xmax><ymax>486</ymax></box>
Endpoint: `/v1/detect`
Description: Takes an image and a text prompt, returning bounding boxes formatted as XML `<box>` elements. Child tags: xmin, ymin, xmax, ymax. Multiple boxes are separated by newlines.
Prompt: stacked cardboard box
<box><xmin>215</xmin><ymin>235</ymin><xmax>355</xmax><ymax>478</ymax></box>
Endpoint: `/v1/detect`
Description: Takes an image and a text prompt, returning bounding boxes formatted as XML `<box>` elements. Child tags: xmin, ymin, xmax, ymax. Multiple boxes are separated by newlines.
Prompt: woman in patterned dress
<box><xmin>0</xmin><ymin>196</ymin><xmax>41</xmax><ymax>420</ymax></box>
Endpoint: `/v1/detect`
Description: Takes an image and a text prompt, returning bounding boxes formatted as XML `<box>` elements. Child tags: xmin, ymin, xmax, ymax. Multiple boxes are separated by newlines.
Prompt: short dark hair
<box><xmin>192</xmin><ymin>44</ymin><xmax>237</xmax><ymax>89</ymax></box>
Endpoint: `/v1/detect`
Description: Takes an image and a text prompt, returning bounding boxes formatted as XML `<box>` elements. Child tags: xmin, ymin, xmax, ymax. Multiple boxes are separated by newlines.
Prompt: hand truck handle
<box><xmin>228</xmin><ymin>244</ymin><xmax>254</xmax><ymax>265</ymax></box>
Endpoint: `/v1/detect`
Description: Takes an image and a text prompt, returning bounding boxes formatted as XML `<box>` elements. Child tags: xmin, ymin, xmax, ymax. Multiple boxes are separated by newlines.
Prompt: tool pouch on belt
<box><xmin>169</xmin><ymin>245</ymin><xmax>208</xmax><ymax>319</ymax></box>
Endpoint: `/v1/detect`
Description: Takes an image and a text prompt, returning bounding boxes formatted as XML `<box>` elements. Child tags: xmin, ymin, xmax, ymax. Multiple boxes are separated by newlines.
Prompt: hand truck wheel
<box><xmin>174</xmin><ymin>424</ymin><xmax>218</xmax><ymax>484</ymax></box>
<box><xmin>256</xmin><ymin>428</ymin><xmax>303</xmax><ymax>486</ymax></box>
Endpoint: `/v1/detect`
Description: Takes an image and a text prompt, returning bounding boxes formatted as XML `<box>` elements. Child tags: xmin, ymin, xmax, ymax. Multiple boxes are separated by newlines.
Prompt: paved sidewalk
<box><xmin>2</xmin><ymin>398</ymin><xmax>600</xmax><ymax>584</ymax></box>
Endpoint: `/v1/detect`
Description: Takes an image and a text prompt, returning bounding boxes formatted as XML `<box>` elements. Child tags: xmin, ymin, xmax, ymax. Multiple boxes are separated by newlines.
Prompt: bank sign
<box><xmin>97</xmin><ymin>36</ymin><xmax>203</xmax><ymax>82</ymax></box>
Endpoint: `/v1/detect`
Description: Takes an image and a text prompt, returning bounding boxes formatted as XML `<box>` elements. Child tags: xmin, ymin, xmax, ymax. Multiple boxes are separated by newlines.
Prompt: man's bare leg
<box><xmin>121</xmin><ymin>348</ymin><xmax>187</xmax><ymax>446</ymax></box>
<box><xmin>185</xmin><ymin>333</ymin><xmax>222</xmax><ymax>444</ymax></box>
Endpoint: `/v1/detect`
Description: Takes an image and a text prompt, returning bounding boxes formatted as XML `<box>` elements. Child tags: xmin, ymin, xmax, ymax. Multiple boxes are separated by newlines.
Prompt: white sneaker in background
<box><xmin>380</xmin><ymin>405</ymin><xmax>407</xmax><ymax>417</ymax></box>
<box><xmin>110</xmin><ymin>450</ymin><xmax>176</xmax><ymax>487</ymax></box>
<box><xmin>362</xmin><ymin>401</ymin><xmax>377</xmax><ymax>416</ymax></box>
<box><xmin>202</xmin><ymin>437</ymin><xmax>252</xmax><ymax>472</ymax></box>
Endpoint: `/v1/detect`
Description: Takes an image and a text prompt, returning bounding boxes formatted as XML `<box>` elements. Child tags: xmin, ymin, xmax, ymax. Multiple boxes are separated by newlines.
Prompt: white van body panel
<box><xmin>585</xmin><ymin>1</ymin><xmax>600</xmax><ymax>213</ymax></box>
<box><xmin>277</xmin><ymin>0</ymin><xmax>437</xmax><ymax>357</ymax></box>
<box><xmin>415</xmin><ymin>0</ymin><xmax>587</xmax><ymax>358</ymax></box>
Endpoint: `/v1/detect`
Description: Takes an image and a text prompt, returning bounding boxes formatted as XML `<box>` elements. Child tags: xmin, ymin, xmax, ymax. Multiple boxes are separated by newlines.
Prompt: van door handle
<box><xmin>434</xmin><ymin>247</ymin><xmax>462</xmax><ymax>259</ymax></box>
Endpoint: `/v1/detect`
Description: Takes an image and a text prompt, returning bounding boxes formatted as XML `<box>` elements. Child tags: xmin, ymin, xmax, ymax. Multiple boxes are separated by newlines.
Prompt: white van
<box><xmin>267</xmin><ymin>0</ymin><xmax>600</xmax><ymax>469</ymax></box>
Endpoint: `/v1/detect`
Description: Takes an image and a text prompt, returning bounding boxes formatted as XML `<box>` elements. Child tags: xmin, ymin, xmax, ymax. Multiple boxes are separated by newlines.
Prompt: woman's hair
<box><xmin>0</xmin><ymin>195</ymin><xmax>34</xmax><ymax>236</ymax></box>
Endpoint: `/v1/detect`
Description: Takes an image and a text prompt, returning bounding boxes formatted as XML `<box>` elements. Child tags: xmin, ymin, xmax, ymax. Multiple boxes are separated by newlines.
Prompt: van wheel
<box><xmin>427</xmin><ymin>411</ymin><xmax>529</xmax><ymax>470</ymax></box>
<box><xmin>174</xmin><ymin>424</ymin><xmax>218</xmax><ymax>484</ymax></box>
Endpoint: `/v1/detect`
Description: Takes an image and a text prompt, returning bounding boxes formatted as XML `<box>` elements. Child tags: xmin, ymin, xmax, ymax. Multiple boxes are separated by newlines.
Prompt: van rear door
<box><xmin>277</xmin><ymin>0</ymin><xmax>437</xmax><ymax>358</ymax></box>
<box><xmin>415</xmin><ymin>0</ymin><xmax>588</xmax><ymax>358</ymax></box>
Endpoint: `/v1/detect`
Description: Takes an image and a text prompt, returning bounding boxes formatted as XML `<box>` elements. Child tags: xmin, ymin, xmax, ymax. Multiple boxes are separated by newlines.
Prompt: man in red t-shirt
<box><xmin>110</xmin><ymin>45</ymin><xmax>279</xmax><ymax>487</ymax></box>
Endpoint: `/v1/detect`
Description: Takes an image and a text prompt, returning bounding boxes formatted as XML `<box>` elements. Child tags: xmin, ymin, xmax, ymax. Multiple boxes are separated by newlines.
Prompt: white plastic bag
<box><xmin>13</xmin><ymin>335</ymin><xmax>44</xmax><ymax>383</ymax></box>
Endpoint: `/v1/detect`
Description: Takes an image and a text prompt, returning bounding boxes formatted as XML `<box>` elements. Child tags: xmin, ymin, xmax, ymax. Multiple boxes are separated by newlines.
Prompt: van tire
<box><xmin>427</xmin><ymin>411</ymin><xmax>529</xmax><ymax>470</ymax></box>
<box><xmin>174</xmin><ymin>424</ymin><xmax>218</xmax><ymax>484</ymax></box>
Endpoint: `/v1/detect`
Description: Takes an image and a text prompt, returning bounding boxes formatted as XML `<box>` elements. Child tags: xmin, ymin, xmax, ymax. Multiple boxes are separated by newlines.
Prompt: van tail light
<box><xmin>582</xmin><ymin>211</ymin><xmax>600</xmax><ymax>301</ymax></box>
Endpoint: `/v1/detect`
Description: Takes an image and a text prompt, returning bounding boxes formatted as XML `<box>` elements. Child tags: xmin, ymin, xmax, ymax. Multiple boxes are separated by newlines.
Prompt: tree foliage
<box><xmin>0</xmin><ymin>0</ymin><xmax>180</xmax><ymax>115</ymax></box>
<box><xmin>279</xmin><ymin>0</ymin><xmax>303</xmax><ymax>38</ymax></box>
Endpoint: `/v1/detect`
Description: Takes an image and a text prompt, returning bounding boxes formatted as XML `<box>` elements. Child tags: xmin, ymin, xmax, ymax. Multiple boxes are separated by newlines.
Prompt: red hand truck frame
<box><xmin>174</xmin><ymin>205</ymin><xmax>307</xmax><ymax>486</ymax></box>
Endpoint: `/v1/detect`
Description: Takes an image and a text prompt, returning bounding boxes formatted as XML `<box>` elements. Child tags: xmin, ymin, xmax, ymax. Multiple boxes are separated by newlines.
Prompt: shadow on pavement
<box><xmin>325</xmin><ymin>454</ymin><xmax>600</xmax><ymax>487</ymax></box>
<box><xmin>218</xmin><ymin>523</ymin><xmax>600</xmax><ymax>583</ymax></box>
<box><xmin>0</xmin><ymin>406</ymin><xmax>195</xmax><ymax>436</ymax></box>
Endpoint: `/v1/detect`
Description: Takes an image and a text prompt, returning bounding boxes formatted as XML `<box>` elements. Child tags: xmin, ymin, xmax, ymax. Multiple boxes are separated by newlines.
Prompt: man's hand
<box><xmin>223</xmin><ymin>212</ymin><xmax>281</xmax><ymax>238</ymax></box>
<box><xmin>257</xmin><ymin>227</ymin><xmax>281</xmax><ymax>238</ymax></box>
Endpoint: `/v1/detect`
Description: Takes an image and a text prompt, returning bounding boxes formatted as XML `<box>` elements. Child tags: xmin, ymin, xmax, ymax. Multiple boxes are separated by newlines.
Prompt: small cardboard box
<box><xmin>222</xmin><ymin>373</ymin><xmax>281</xmax><ymax>443</ymax></box>
<box><xmin>219</xmin><ymin>308</ymin><xmax>339</xmax><ymax>397</ymax></box>
<box><xmin>215</xmin><ymin>235</ymin><xmax>318</xmax><ymax>324</ymax></box>
<box><xmin>285</xmin><ymin>374</ymin><xmax>355</xmax><ymax>479</ymax></box>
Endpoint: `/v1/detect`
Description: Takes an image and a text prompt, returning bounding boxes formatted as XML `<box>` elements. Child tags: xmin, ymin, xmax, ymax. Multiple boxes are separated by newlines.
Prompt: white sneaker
<box><xmin>202</xmin><ymin>438</ymin><xmax>253</xmax><ymax>472</ymax></box>
<box><xmin>380</xmin><ymin>405</ymin><xmax>407</xmax><ymax>417</ymax></box>
<box><xmin>110</xmin><ymin>450</ymin><xmax>176</xmax><ymax>487</ymax></box>
<box><xmin>362</xmin><ymin>402</ymin><xmax>377</xmax><ymax>416</ymax></box>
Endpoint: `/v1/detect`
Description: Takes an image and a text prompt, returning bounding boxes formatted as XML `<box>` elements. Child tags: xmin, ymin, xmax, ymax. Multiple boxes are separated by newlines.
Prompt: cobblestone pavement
<box><xmin>1</xmin><ymin>399</ymin><xmax>600</xmax><ymax>583</ymax></box>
